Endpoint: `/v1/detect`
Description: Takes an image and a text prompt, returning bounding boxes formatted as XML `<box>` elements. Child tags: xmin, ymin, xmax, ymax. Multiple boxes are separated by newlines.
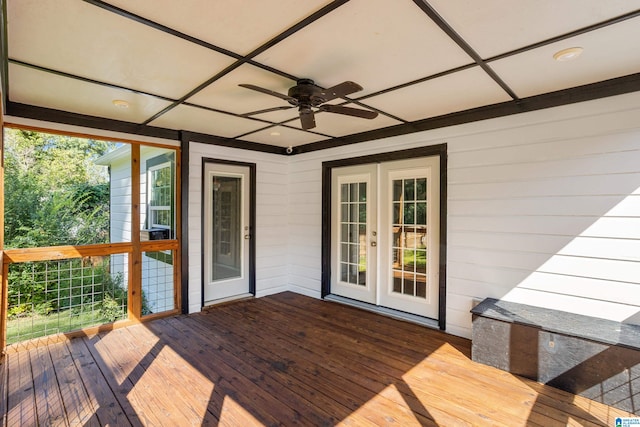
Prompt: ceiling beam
<box><xmin>4</xmin><ymin>101</ymin><xmax>287</xmax><ymax>155</ymax></box>
<box><xmin>181</xmin><ymin>130</ymin><xmax>285</xmax><ymax>155</ymax></box>
<box><xmin>296</xmin><ymin>72</ymin><xmax>640</xmax><ymax>154</ymax></box>
<box><xmin>141</xmin><ymin>0</ymin><xmax>351</xmax><ymax>125</ymax></box>
<box><xmin>0</xmin><ymin>0</ymin><xmax>8</xmax><ymax>111</ymax></box>
<box><xmin>412</xmin><ymin>0</ymin><xmax>518</xmax><ymax>100</ymax></box>
<box><xmin>6</xmin><ymin>72</ymin><xmax>640</xmax><ymax>156</ymax></box>
<box><xmin>6</xmin><ymin>101</ymin><xmax>180</xmax><ymax>140</ymax></box>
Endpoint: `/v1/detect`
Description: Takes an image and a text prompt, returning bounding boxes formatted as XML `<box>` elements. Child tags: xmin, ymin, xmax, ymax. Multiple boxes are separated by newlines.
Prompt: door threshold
<box><xmin>203</xmin><ymin>293</ymin><xmax>253</xmax><ymax>308</ymax></box>
<box><xmin>324</xmin><ymin>294</ymin><xmax>439</xmax><ymax>329</ymax></box>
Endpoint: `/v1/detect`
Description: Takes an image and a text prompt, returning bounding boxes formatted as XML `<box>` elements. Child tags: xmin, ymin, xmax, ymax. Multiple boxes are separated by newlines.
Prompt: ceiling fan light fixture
<box><xmin>553</xmin><ymin>47</ymin><xmax>583</xmax><ymax>62</ymax></box>
<box><xmin>112</xmin><ymin>99</ymin><xmax>130</xmax><ymax>108</ymax></box>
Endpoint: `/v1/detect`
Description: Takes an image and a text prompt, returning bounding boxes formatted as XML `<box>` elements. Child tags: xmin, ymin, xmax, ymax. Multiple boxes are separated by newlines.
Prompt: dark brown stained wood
<box><xmin>0</xmin><ymin>292</ymin><xmax>634</xmax><ymax>426</ymax></box>
<box><xmin>66</xmin><ymin>338</ymin><xmax>132</xmax><ymax>426</ymax></box>
<box><xmin>117</xmin><ymin>325</ymin><xmax>225</xmax><ymax>425</ymax></box>
<box><xmin>267</xmin><ymin>293</ymin><xmax>606</xmax><ymax>426</ymax></box>
<box><xmin>211</xmin><ymin>297</ymin><xmax>507</xmax><ymax>425</ymax></box>
<box><xmin>30</xmin><ymin>345</ymin><xmax>67</xmax><ymax>425</ymax></box>
<box><xmin>48</xmin><ymin>342</ymin><xmax>98</xmax><ymax>426</ymax></box>
<box><xmin>165</xmin><ymin>315</ymin><xmax>397</xmax><ymax>426</ymax></box>
<box><xmin>149</xmin><ymin>316</ymin><xmax>324</xmax><ymax>426</ymax></box>
<box><xmin>154</xmin><ymin>317</ymin><xmax>324</xmax><ymax>422</ymax></box>
<box><xmin>6</xmin><ymin>351</ymin><xmax>37</xmax><ymax>426</ymax></box>
<box><xmin>189</xmin><ymin>304</ymin><xmax>445</xmax><ymax>426</ymax></box>
<box><xmin>80</xmin><ymin>333</ymin><xmax>147</xmax><ymax>426</ymax></box>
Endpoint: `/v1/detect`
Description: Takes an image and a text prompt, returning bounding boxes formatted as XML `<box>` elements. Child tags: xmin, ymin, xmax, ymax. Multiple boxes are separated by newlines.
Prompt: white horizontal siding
<box><xmin>17</xmin><ymin>90</ymin><xmax>640</xmax><ymax>341</ymax></box>
<box><xmin>446</xmin><ymin>95</ymin><xmax>640</xmax><ymax>337</ymax></box>
<box><xmin>187</xmin><ymin>142</ymin><xmax>288</xmax><ymax>313</ymax></box>
<box><xmin>108</xmin><ymin>157</ymin><xmax>132</xmax><ymax>243</ymax></box>
<box><xmin>289</xmin><ymin>91</ymin><xmax>640</xmax><ymax>339</ymax></box>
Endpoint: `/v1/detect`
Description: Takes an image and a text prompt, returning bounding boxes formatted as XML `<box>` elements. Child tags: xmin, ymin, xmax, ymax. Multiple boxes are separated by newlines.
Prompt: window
<box><xmin>145</xmin><ymin>152</ymin><xmax>175</xmax><ymax>240</ymax></box>
<box><xmin>149</xmin><ymin>162</ymin><xmax>172</xmax><ymax>229</ymax></box>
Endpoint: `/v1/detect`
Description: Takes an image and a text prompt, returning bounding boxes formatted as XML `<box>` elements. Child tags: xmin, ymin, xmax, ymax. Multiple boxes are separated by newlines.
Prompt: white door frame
<box><xmin>201</xmin><ymin>158</ymin><xmax>256</xmax><ymax>306</ymax></box>
<box><xmin>321</xmin><ymin>145</ymin><xmax>447</xmax><ymax>330</ymax></box>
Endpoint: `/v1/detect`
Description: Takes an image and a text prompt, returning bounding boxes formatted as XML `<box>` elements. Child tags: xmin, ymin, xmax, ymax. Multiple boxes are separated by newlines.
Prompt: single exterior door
<box><xmin>331</xmin><ymin>156</ymin><xmax>440</xmax><ymax>319</ymax></box>
<box><xmin>203</xmin><ymin>162</ymin><xmax>252</xmax><ymax>304</ymax></box>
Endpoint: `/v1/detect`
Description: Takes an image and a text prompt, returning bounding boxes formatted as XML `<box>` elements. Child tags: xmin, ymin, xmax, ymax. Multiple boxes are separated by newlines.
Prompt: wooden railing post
<box><xmin>130</xmin><ymin>144</ymin><xmax>142</xmax><ymax>322</ymax></box>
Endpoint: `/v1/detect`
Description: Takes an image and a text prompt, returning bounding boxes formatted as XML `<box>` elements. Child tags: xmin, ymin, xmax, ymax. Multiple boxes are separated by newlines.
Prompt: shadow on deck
<box><xmin>0</xmin><ymin>292</ymin><xmax>633</xmax><ymax>426</ymax></box>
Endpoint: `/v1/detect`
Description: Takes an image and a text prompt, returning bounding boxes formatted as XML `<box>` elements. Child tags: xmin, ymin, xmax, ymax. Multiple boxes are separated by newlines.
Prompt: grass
<box><xmin>6</xmin><ymin>308</ymin><xmax>125</xmax><ymax>345</ymax></box>
<box><xmin>403</xmin><ymin>249</ymin><xmax>426</xmax><ymax>268</ymax></box>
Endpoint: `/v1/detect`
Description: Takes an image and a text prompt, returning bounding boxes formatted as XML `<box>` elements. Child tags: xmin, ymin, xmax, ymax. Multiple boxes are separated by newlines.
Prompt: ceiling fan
<box><xmin>239</xmin><ymin>79</ymin><xmax>378</xmax><ymax>130</ymax></box>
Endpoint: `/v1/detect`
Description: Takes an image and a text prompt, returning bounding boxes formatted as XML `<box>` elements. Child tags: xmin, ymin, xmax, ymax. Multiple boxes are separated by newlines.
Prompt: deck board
<box><xmin>66</xmin><ymin>337</ymin><xmax>133</xmax><ymax>426</ymax></box>
<box><xmin>48</xmin><ymin>341</ymin><xmax>97</xmax><ymax>426</ymax></box>
<box><xmin>0</xmin><ymin>292</ymin><xmax>635</xmax><ymax>426</ymax></box>
<box><xmin>6</xmin><ymin>349</ymin><xmax>37</xmax><ymax>426</ymax></box>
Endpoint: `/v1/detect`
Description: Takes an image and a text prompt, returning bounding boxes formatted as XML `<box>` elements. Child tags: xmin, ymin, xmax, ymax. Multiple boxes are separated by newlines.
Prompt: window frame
<box><xmin>145</xmin><ymin>152</ymin><xmax>175</xmax><ymax>239</ymax></box>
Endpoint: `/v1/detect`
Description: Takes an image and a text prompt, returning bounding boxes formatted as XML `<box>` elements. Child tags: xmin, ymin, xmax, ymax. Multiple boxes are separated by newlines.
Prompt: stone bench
<box><xmin>471</xmin><ymin>298</ymin><xmax>640</xmax><ymax>414</ymax></box>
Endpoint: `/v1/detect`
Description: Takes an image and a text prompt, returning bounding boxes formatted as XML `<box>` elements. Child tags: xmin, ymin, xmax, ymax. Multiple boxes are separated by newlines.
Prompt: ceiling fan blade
<box><xmin>320</xmin><ymin>104</ymin><xmax>378</xmax><ymax>119</ymax></box>
<box><xmin>241</xmin><ymin>106</ymin><xmax>293</xmax><ymax>117</ymax></box>
<box><xmin>319</xmin><ymin>81</ymin><xmax>363</xmax><ymax>102</ymax></box>
<box><xmin>300</xmin><ymin>110</ymin><xmax>316</xmax><ymax>130</ymax></box>
<box><xmin>239</xmin><ymin>84</ymin><xmax>294</xmax><ymax>102</ymax></box>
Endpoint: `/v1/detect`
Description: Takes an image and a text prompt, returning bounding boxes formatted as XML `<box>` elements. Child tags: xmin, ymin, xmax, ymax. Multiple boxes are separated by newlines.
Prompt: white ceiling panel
<box><xmin>7</xmin><ymin>0</ymin><xmax>236</xmax><ymax>99</ymax></box>
<box><xmin>490</xmin><ymin>17</ymin><xmax>640</xmax><ymax>98</ymax></box>
<box><xmin>187</xmin><ymin>64</ymin><xmax>296</xmax><ymax>115</ymax></box>
<box><xmin>104</xmin><ymin>0</ymin><xmax>334</xmax><ymax>55</ymax></box>
<box><xmin>9</xmin><ymin>63</ymin><xmax>172</xmax><ymax>123</ymax></box>
<box><xmin>251</xmin><ymin>109</ymin><xmax>300</xmax><ymax>126</ymax></box>
<box><xmin>149</xmin><ymin>105</ymin><xmax>267</xmax><ymax>138</ymax></box>
<box><xmin>240</xmin><ymin>126</ymin><xmax>327</xmax><ymax>147</ymax></box>
<box><xmin>428</xmin><ymin>0</ymin><xmax>640</xmax><ymax>58</ymax></box>
<box><xmin>254</xmin><ymin>0</ymin><xmax>473</xmax><ymax>97</ymax></box>
<box><xmin>364</xmin><ymin>67</ymin><xmax>512</xmax><ymax>122</ymax></box>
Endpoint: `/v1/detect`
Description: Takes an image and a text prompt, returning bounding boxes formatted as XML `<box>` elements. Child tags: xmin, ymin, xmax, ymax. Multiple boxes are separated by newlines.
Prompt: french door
<box><xmin>330</xmin><ymin>156</ymin><xmax>440</xmax><ymax>319</ymax></box>
<box><xmin>203</xmin><ymin>162</ymin><xmax>253</xmax><ymax>304</ymax></box>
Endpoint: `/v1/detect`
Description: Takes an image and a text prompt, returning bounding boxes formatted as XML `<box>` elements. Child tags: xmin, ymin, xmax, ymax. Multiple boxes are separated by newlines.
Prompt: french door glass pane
<box><xmin>211</xmin><ymin>176</ymin><xmax>242</xmax><ymax>282</ymax></box>
<box><xmin>339</xmin><ymin>180</ymin><xmax>367</xmax><ymax>287</ymax></box>
<box><xmin>391</xmin><ymin>177</ymin><xmax>428</xmax><ymax>299</ymax></box>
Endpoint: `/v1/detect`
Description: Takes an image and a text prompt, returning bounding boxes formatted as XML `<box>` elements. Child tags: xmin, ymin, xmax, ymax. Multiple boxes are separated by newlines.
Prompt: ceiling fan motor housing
<box><xmin>288</xmin><ymin>79</ymin><xmax>326</xmax><ymax>108</ymax></box>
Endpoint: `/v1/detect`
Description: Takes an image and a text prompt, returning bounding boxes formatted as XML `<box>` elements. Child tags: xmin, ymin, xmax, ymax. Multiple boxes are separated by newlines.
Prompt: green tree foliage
<box><xmin>3</xmin><ymin>129</ymin><xmax>127</xmax><ymax>331</ymax></box>
<box><xmin>4</xmin><ymin>129</ymin><xmax>114</xmax><ymax>248</ymax></box>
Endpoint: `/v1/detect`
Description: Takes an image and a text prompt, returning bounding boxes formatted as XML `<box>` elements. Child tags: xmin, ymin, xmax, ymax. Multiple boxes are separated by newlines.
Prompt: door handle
<box><xmin>371</xmin><ymin>241</ymin><xmax>377</xmax><ymax>247</ymax></box>
<box><xmin>244</xmin><ymin>234</ymin><xmax>251</xmax><ymax>240</ymax></box>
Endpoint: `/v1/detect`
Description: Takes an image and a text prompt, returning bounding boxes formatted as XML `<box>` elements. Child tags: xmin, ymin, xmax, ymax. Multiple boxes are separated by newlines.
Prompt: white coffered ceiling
<box><xmin>3</xmin><ymin>0</ymin><xmax>640</xmax><ymax>149</ymax></box>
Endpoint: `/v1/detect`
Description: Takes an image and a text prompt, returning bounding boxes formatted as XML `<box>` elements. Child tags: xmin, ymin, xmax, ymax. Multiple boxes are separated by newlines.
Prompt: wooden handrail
<box><xmin>2</xmin><ymin>242</ymin><xmax>133</xmax><ymax>264</ymax></box>
<box><xmin>2</xmin><ymin>240</ymin><xmax>178</xmax><ymax>265</ymax></box>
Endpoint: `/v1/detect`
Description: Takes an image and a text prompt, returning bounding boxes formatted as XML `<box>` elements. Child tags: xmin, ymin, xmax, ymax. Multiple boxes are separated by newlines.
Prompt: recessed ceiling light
<box><xmin>553</xmin><ymin>47</ymin><xmax>583</xmax><ymax>62</ymax></box>
<box><xmin>270</xmin><ymin>131</ymin><xmax>281</xmax><ymax>136</ymax></box>
<box><xmin>112</xmin><ymin>99</ymin><xmax>130</xmax><ymax>108</ymax></box>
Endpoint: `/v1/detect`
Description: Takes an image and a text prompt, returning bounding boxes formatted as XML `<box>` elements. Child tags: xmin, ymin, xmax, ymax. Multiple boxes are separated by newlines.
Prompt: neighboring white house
<box><xmin>96</xmin><ymin>144</ymin><xmax>177</xmax><ymax>315</ymax></box>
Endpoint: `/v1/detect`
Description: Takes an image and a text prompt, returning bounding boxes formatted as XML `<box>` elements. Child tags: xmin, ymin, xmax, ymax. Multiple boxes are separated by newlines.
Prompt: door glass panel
<box><xmin>211</xmin><ymin>176</ymin><xmax>242</xmax><ymax>282</ymax></box>
<box><xmin>339</xmin><ymin>180</ymin><xmax>367</xmax><ymax>287</ymax></box>
<box><xmin>391</xmin><ymin>177</ymin><xmax>428</xmax><ymax>299</ymax></box>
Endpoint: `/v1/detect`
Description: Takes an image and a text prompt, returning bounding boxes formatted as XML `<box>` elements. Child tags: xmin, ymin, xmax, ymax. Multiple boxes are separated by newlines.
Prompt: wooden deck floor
<box><xmin>0</xmin><ymin>292</ymin><xmax>633</xmax><ymax>426</ymax></box>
